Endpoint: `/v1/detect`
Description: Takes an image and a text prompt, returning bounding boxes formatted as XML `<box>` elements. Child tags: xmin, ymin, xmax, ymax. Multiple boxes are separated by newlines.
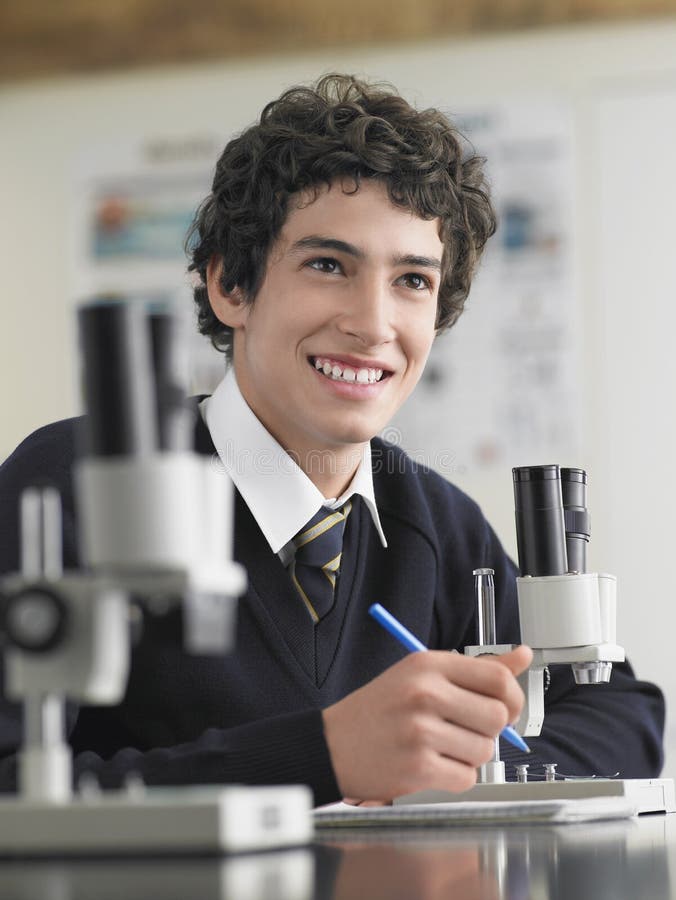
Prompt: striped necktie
<box><xmin>292</xmin><ymin>501</ymin><xmax>352</xmax><ymax>623</ymax></box>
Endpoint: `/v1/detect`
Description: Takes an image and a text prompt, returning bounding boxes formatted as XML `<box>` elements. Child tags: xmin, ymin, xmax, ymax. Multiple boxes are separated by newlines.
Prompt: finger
<box><xmin>465</xmin><ymin>645</ymin><xmax>533</xmax><ymax>677</ymax></box>
<box><xmin>410</xmin><ymin>653</ymin><xmax>526</xmax><ymax>726</ymax></box>
<box><xmin>438</xmin><ymin>684</ymin><xmax>513</xmax><ymax>737</ymax></box>
<box><xmin>419</xmin><ymin>753</ymin><xmax>479</xmax><ymax>795</ymax></box>
<box><xmin>395</xmin><ymin>662</ymin><xmax>511</xmax><ymax>735</ymax></box>
<box><xmin>419</xmin><ymin>716</ymin><xmax>499</xmax><ymax>768</ymax></box>
<box><xmin>427</xmin><ymin>651</ymin><xmax>525</xmax><ymax>707</ymax></box>
<box><xmin>495</xmin><ymin>644</ymin><xmax>533</xmax><ymax>675</ymax></box>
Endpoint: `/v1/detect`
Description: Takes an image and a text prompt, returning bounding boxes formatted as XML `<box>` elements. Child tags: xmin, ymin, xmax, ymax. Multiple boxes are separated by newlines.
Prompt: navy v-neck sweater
<box><xmin>0</xmin><ymin>415</ymin><xmax>665</xmax><ymax>803</ymax></box>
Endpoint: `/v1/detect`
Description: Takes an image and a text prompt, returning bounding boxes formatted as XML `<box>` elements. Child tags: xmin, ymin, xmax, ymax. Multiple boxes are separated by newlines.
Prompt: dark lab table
<box><xmin>0</xmin><ymin>812</ymin><xmax>673</xmax><ymax>899</ymax></box>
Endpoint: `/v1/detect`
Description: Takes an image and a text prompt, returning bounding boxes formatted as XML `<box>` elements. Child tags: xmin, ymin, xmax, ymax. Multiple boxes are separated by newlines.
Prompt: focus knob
<box><xmin>3</xmin><ymin>586</ymin><xmax>68</xmax><ymax>653</ymax></box>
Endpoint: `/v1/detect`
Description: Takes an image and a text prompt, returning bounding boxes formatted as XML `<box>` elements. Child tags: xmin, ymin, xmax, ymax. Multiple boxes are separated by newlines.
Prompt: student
<box><xmin>0</xmin><ymin>75</ymin><xmax>664</xmax><ymax>803</ymax></box>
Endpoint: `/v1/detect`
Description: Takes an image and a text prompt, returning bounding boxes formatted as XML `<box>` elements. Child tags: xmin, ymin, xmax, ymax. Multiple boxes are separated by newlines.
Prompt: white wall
<box><xmin>2</xmin><ymin>19</ymin><xmax>676</xmax><ymax>773</ymax></box>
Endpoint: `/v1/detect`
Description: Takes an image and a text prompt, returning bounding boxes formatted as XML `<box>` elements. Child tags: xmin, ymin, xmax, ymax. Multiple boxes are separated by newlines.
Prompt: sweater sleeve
<box><xmin>0</xmin><ymin>707</ymin><xmax>341</xmax><ymax>806</ymax></box>
<box><xmin>500</xmin><ymin>661</ymin><xmax>666</xmax><ymax>780</ymax></box>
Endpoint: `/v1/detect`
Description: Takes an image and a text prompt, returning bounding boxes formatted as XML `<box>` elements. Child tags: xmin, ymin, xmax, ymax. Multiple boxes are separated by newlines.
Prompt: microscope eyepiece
<box><xmin>513</xmin><ymin>465</ymin><xmax>568</xmax><ymax>577</ymax></box>
<box><xmin>561</xmin><ymin>467</ymin><xmax>590</xmax><ymax>574</ymax></box>
<box><xmin>148</xmin><ymin>310</ymin><xmax>194</xmax><ymax>453</ymax></box>
<box><xmin>78</xmin><ymin>300</ymin><xmax>157</xmax><ymax>457</ymax></box>
<box><xmin>78</xmin><ymin>299</ymin><xmax>193</xmax><ymax>458</ymax></box>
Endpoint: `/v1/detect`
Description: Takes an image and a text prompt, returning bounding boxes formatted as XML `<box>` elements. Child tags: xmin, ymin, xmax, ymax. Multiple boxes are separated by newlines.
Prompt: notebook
<box><xmin>313</xmin><ymin>796</ymin><xmax>637</xmax><ymax>828</ymax></box>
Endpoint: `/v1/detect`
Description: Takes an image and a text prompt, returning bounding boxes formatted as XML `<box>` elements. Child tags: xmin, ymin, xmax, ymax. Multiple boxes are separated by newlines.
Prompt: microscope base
<box><xmin>0</xmin><ymin>784</ymin><xmax>313</xmax><ymax>855</ymax></box>
<box><xmin>396</xmin><ymin>778</ymin><xmax>676</xmax><ymax>815</ymax></box>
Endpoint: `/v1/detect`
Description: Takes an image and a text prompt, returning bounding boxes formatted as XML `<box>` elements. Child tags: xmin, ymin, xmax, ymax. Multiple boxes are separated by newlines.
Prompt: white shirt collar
<box><xmin>202</xmin><ymin>368</ymin><xmax>388</xmax><ymax>556</ymax></box>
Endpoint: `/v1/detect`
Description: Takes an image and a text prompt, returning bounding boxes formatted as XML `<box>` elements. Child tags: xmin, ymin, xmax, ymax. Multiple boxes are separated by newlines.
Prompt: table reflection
<box><xmin>0</xmin><ymin>814</ymin><xmax>671</xmax><ymax>899</ymax></box>
<box><xmin>0</xmin><ymin>849</ymin><xmax>314</xmax><ymax>900</ymax></box>
<box><xmin>317</xmin><ymin>814</ymin><xmax>673</xmax><ymax>900</ymax></box>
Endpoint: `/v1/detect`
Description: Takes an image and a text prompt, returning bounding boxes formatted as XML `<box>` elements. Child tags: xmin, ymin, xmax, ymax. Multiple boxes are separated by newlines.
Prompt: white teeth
<box><xmin>313</xmin><ymin>357</ymin><xmax>386</xmax><ymax>384</ymax></box>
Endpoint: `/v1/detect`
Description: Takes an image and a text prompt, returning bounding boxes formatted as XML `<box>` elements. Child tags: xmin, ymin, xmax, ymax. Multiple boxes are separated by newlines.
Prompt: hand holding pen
<box><xmin>321</xmin><ymin>612</ymin><xmax>532</xmax><ymax>802</ymax></box>
<box><xmin>369</xmin><ymin>603</ymin><xmax>530</xmax><ymax>755</ymax></box>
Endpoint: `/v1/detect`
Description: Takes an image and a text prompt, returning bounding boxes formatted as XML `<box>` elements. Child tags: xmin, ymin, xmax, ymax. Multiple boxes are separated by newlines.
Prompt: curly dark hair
<box><xmin>186</xmin><ymin>73</ymin><xmax>496</xmax><ymax>357</ymax></box>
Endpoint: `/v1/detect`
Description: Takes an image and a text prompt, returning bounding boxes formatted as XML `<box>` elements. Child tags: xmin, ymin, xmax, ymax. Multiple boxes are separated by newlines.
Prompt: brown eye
<box><xmin>398</xmin><ymin>272</ymin><xmax>431</xmax><ymax>291</ymax></box>
<box><xmin>307</xmin><ymin>257</ymin><xmax>342</xmax><ymax>274</ymax></box>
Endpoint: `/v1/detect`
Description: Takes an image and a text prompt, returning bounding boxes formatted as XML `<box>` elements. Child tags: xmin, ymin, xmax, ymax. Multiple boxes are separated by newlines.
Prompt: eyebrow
<box><xmin>392</xmin><ymin>253</ymin><xmax>442</xmax><ymax>272</ymax></box>
<box><xmin>290</xmin><ymin>236</ymin><xmax>442</xmax><ymax>271</ymax></box>
<box><xmin>291</xmin><ymin>236</ymin><xmax>365</xmax><ymax>259</ymax></box>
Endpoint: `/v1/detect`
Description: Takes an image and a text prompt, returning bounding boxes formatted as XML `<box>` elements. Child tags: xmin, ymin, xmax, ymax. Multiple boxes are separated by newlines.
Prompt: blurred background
<box><xmin>2</xmin><ymin>1</ymin><xmax>676</xmax><ymax>774</ymax></box>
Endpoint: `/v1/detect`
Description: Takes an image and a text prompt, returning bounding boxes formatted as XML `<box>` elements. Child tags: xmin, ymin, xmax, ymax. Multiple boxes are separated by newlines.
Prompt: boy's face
<box><xmin>208</xmin><ymin>180</ymin><xmax>442</xmax><ymax>466</ymax></box>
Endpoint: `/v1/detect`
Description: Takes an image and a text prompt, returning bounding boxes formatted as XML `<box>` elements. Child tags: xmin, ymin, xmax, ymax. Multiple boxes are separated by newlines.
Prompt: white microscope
<box><xmin>0</xmin><ymin>299</ymin><xmax>312</xmax><ymax>854</ymax></box>
<box><xmin>399</xmin><ymin>464</ymin><xmax>674</xmax><ymax>813</ymax></box>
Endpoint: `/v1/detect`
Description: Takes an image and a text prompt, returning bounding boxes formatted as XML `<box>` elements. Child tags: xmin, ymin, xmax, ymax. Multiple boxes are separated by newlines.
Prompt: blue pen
<box><xmin>369</xmin><ymin>602</ymin><xmax>531</xmax><ymax>754</ymax></box>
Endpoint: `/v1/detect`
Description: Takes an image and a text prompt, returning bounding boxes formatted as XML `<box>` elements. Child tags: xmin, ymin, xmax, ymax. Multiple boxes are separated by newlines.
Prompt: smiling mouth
<box><xmin>310</xmin><ymin>356</ymin><xmax>391</xmax><ymax>385</ymax></box>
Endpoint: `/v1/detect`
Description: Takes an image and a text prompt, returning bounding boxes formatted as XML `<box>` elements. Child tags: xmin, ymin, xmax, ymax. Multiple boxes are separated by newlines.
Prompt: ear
<box><xmin>206</xmin><ymin>256</ymin><xmax>249</xmax><ymax>328</ymax></box>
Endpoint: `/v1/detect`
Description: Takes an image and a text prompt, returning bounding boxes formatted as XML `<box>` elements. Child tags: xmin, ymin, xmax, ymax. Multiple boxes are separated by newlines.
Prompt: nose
<box><xmin>337</xmin><ymin>277</ymin><xmax>396</xmax><ymax>348</ymax></box>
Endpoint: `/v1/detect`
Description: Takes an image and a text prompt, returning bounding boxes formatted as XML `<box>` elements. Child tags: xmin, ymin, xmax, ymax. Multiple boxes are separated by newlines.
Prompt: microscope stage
<box><xmin>395</xmin><ymin>778</ymin><xmax>676</xmax><ymax>815</ymax></box>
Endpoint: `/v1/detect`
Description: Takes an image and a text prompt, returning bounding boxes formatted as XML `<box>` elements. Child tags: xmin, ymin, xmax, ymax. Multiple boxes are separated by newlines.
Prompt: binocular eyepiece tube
<box><xmin>512</xmin><ymin>464</ymin><xmax>609</xmax><ymax>685</ymax></box>
<box><xmin>78</xmin><ymin>298</ymin><xmax>194</xmax><ymax>458</ymax></box>
<box><xmin>512</xmin><ymin>465</ymin><xmax>591</xmax><ymax>577</ymax></box>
